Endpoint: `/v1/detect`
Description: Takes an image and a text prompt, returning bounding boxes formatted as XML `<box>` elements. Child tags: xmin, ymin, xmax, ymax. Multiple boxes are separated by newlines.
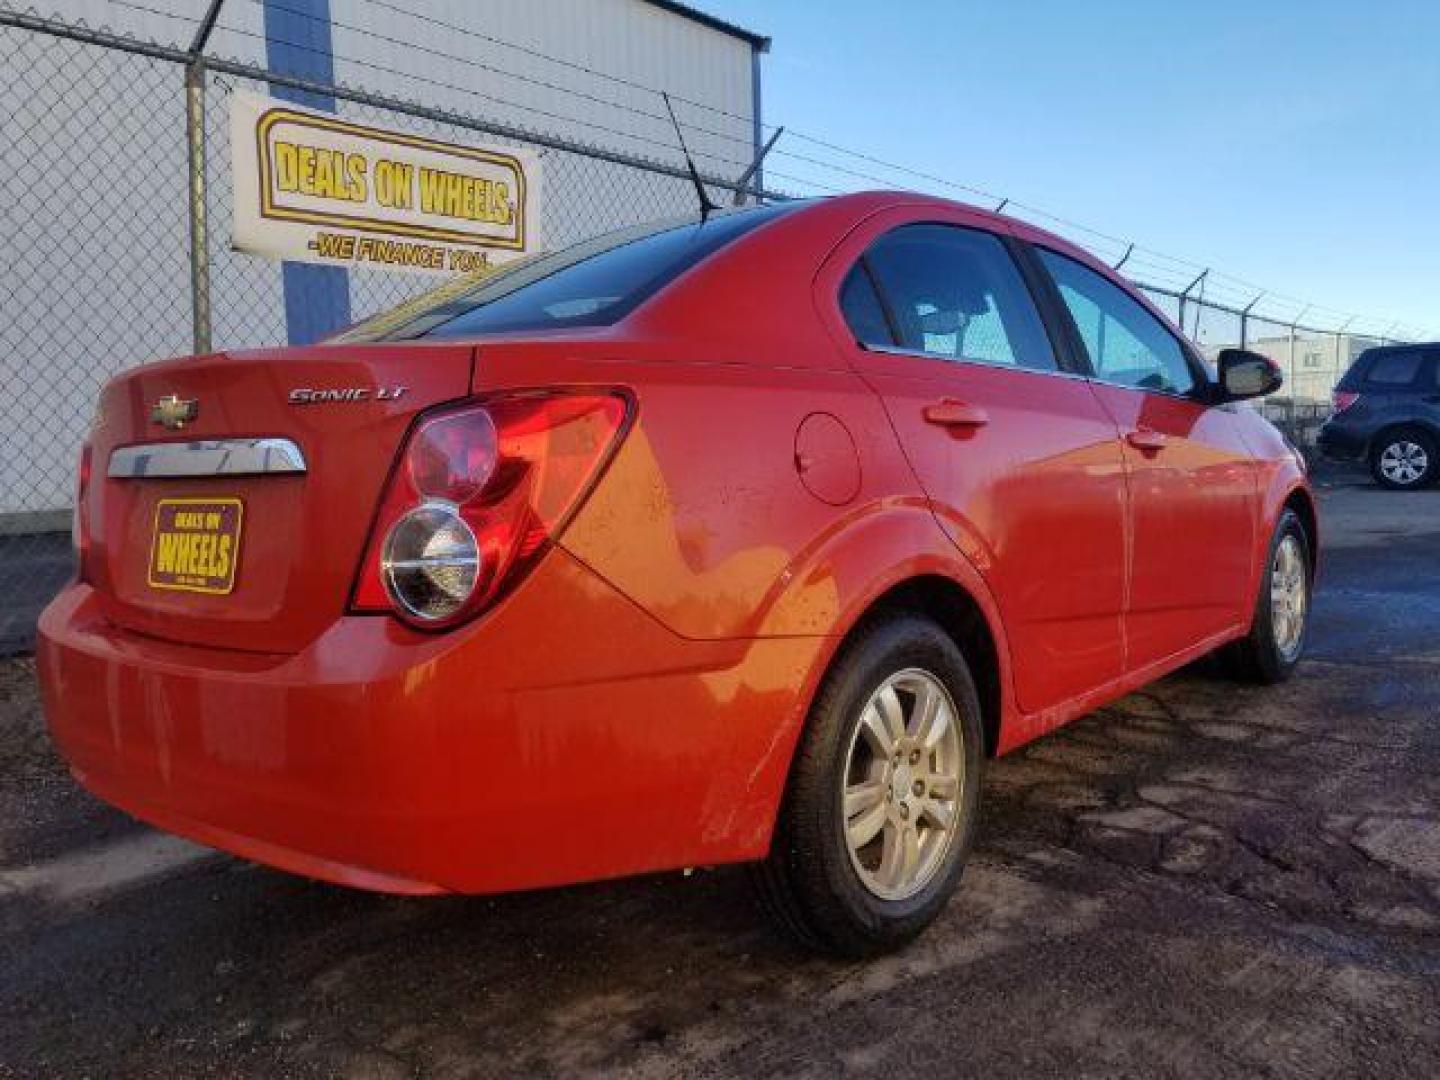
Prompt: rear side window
<box><xmin>1038</xmin><ymin>249</ymin><xmax>1196</xmax><ymax>395</ymax></box>
<box><xmin>334</xmin><ymin>203</ymin><xmax>798</xmax><ymax>342</ymax></box>
<box><xmin>848</xmin><ymin>224</ymin><xmax>1056</xmax><ymax>371</ymax></box>
<box><xmin>1365</xmin><ymin>351</ymin><xmax>1422</xmax><ymax>386</ymax></box>
<box><xmin>839</xmin><ymin>266</ymin><xmax>895</xmax><ymax>346</ymax></box>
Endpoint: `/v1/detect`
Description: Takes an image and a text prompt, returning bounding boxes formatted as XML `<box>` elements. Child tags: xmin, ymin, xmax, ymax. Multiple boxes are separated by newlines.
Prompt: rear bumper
<box><xmin>38</xmin><ymin>549</ymin><xmax>821</xmax><ymax>895</ymax></box>
<box><xmin>1316</xmin><ymin>419</ymin><xmax>1366</xmax><ymax>461</ymax></box>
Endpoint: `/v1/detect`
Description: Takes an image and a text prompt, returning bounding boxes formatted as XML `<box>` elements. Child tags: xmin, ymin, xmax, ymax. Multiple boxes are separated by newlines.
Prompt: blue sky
<box><xmin>714</xmin><ymin>0</ymin><xmax>1440</xmax><ymax>337</ymax></box>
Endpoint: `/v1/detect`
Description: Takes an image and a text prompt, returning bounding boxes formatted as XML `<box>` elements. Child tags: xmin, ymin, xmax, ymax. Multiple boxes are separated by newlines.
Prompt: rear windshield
<box><xmin>333</xmin><ymin>202</ymin><xmax>799</xmax><ymax>343</ymax></box>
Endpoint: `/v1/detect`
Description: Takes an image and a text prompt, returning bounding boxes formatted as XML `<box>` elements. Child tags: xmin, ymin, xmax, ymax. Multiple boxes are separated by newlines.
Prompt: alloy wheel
<box><xmin>1270</xmin><ymin>534</ymin><xmax>1308</xmax><ymax>661</ymax></box>
<box><xmin>841</xmin><ymin>668</ymin><xmax>965</xmax><ymax>901</ymax></box>
<box><xmin>1379</xmin><ymin>440</ymin><xmax>1429</xmax><ymax>485</ymax></box>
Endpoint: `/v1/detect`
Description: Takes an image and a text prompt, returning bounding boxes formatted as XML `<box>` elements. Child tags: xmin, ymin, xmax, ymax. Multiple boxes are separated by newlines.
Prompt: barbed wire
<box><xmin>322</xmin><ymin>1</ymin><xmax>1439</xmax><ymax>338</ymax></box>
<box><xmin>12</xmin><ymin>0</ymin><xmax>1436</xmax><ymax>339</ymax></box>
<box><xmin>104</xmin><ymin>0</ymin><xmax>847</xmax><ymax>195</ymax></box>
<box><xmin>351</xmin><ymin>0</ymin><xmax>770</xmax><ymax>133</ymax></box>
<box><xmin>108</xmin><ymin>1</ymin><xmax>759</xmax><ymax>166</ymax></box>
<box><xmin>244</xmin><ymin>0</ymin><xmax>762</xmax><ymax>152</ymax></box>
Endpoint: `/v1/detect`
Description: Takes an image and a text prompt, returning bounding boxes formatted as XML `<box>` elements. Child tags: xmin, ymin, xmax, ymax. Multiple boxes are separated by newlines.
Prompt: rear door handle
<box><xmin>1125</xmin><ymin>427</ymin><xmax>1168</xmax><ymax>452</ymax></box>
<box><xmin>923</xmin><ymin>399</ymin><xmax>990</xmax><ymax>428</ymax></box>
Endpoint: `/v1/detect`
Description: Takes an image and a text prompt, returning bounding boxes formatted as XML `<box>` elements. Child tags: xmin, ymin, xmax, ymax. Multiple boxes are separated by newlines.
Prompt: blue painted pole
<box><xmin>263</xmin><ymin>0</ymin><xmax>351</xmax><ymax>343</ymax></box>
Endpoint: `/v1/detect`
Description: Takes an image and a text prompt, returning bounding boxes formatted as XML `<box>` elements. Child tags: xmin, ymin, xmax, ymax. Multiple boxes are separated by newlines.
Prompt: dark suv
<box><xmin>1318</xmin><ymin>344</ymin><xmax>1440</xmax><ymax>489</ymax></box>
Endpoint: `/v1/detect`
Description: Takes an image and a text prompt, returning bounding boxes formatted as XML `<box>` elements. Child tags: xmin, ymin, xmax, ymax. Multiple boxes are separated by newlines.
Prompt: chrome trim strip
<box><xmin>108</xmin><ymin>438</ymin><xmax>307</xmax><ymax>478</ymax></box>
<box><xmin>861</xmin><ymin>343</ymin><xmax>1092</xmax><ymax>381</ymax></box>
<box><xmin>859</xmin><ymin>343</ymin><xmax>1210</xmax><ymax>398</ymax></box>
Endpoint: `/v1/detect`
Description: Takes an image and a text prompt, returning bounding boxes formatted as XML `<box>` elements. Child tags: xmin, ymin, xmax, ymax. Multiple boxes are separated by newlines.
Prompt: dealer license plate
<box><xmin>147</xmin><ymin>498</ymin><xmax>243</xmax><ymax>594</ymax></box>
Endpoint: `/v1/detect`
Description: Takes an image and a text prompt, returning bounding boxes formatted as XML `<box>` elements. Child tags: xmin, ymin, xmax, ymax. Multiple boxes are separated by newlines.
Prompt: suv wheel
<box><xmin>751</xmin><ymin>615</ymin><xmax>983</xmax><ymax>956</ymax></box>
<box><xmin>1223</xmin><ymin>508</ymin><xmax>1312</xmax><ymax>683</ymax></box>
<box><xmin>1371</xmin><ymin>428</ymin><xmax>1435</xmax><ymax>489</ymax></box>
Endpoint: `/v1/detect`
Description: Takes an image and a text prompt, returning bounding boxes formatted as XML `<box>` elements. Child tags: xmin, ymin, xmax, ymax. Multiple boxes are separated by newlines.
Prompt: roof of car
<box><xmin>1363</xmin><ymin>342</ymin><xmax>1440</xmax><ymax>354</ymax></box>
<box><xmin>796</xmin><ymin>189</ymin><xmax>1097</xmax><ymax>267</ymax></box>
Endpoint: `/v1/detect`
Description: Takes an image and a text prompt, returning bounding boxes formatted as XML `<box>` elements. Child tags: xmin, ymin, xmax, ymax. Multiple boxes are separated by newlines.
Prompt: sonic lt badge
<box><xmin>288</xmin><ymin>386</ymin><xmax>409</xmax><ymax>404</ymax></box>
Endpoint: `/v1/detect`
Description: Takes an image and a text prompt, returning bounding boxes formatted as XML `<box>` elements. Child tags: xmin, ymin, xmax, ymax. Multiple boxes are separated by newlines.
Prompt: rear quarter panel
<box><xmin>541</xmin><ymin>198</ymin><xmax>987</xmax><ymax>644</ymax></box>
<box><xmin>554</xmin><ymin>348</ymin><xmax>940</xmax><ymax>641</ymax></box>
<box><xmin>1233</xmin><ymin>408</ymin><xmax>1317</xmax><ymax>592</ymax></box>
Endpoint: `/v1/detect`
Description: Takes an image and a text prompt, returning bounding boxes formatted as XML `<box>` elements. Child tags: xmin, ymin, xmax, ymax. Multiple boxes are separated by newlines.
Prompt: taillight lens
<box><xmin>382</xmin><ymin>504</ymin><xmax>481</xmax><ymax>622</ymax></box>
<box><xmin>352</xmin><ymin>390</ymin><xmax>630</xmax><ymax>629</ymax></box>
<box><xmin>1332</xmin><ymin>390</ymin><xmax>1359</xmax><ymax>414</ymax></box>
<box><xmin>73</xmin><ymin>442</ymin><xmax>93</xmax><ymax>582</ymax></box>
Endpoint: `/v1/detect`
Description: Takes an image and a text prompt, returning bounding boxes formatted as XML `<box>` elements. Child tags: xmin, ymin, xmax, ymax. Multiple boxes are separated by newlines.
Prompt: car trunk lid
<box><xmin>84</xmin><ymin>342</ymin><xmax>474</xmax><ymax>653</ymax></box>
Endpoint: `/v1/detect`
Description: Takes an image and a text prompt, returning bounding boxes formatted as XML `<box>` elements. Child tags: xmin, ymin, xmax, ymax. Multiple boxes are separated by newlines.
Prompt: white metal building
<box><xmin>2</xmin><ymin>0</ymin><xmax>768</xmax><ymax>521</ymax></box>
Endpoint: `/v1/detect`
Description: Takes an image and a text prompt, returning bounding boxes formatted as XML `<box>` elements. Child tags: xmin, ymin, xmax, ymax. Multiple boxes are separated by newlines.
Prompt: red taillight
<box><xmin>1332</xmin><ymin>390</ymin><xmax>1359</xmax><ymax>414</ymax></box>
<box><xmin>351</xmin><ymin>390</ymin><xmax>631</xmax><ymax>629</ymax></box>
<box><xmin>73</xmin><ymin>442</ymin><xmax>93</xmax><ymax>582</ymax></box>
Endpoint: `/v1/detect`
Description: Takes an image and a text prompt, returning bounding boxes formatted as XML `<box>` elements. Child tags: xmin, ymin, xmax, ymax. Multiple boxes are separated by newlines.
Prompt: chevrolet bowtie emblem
<box><xmin>151</xmin><ymin>394</ymin><xmax>199</xmax><ymax>430</ymax></box>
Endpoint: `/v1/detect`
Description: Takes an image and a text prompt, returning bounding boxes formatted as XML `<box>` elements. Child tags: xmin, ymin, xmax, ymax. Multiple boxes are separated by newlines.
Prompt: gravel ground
<box><xmin>2</xmin><ymin>470</ymin><xmax>1438</xmax><ymax>1078</ymax></box>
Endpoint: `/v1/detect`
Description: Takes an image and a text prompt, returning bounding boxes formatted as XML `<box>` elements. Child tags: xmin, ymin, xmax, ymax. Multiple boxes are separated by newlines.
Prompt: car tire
<box><xmin>750</xmin><ymin>614</ymin><xmax>983</xmax><ymax>956</ymax></box>
<box><xmin>1223</xmin><ymin>508</ymin><xmax>1312</xmax><ymax>684</ymax></box>
<box><xmin>1369</xmin><ymin>427</ymin><xmax>1436</xmax><ymax>490</ymax></box>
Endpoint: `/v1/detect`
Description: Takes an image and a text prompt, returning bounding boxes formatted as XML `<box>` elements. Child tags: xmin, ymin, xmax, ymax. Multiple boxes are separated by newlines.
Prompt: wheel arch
<box><xmin>1368</xmin><ymin>420</ymin><xmax>1440</xmax><ymax>460</ymax></box>
<box><xmin>738</xmin><ymin>505</ymin><xmax>1016</xmax><ymax>859</ymax></box>
<box><xmin>841</xmin><ymin>576</ymin><xmax>1004</xmax><ymax>759</ymax></box>
<box><xmin>1282</xmin><ymin>485</ymin><xmax>1319</xmax><ymax>578</ymax></box>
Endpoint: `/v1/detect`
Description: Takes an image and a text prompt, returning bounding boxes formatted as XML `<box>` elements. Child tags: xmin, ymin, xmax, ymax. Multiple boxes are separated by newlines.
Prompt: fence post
<box><xmin>731</xmin><ymin>125</ymin><xmax>784</xmax><ymax>206</ymax></box>
<box><xmin>1240</xmin><ymin>292</ymin><xmax>1264</xmax><ymax>351</ymax></box>
<box><xmin>1178</xmin><ymin>268</ymin><xmax>1209</xmax><ymax>340</ymax></box>
<box><xmin>1290</xmin><ymin>305</ymin><xmax>1313</xmax><ymax>435</ymax></box>
<box><xmin>184</xmin><ymin>0</ymin><xmax>226</xmax><ymax>355</ymax></box>
<box><xmin>1334</xmin><ymin>317</ymin><xmax>1356</xmax><ymax>407</ymax></box>
<box><xmin>184</xmin><ymin>62</ymin><xmax>211</xmax><ymax>355</ymax></box>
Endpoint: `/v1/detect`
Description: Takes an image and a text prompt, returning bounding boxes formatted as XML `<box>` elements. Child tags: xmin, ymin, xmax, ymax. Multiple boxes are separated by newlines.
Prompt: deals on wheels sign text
<box><xmin>230</xmin><ymin>92</ymin><xmax>541</xmax><ymax>276</ymax></box>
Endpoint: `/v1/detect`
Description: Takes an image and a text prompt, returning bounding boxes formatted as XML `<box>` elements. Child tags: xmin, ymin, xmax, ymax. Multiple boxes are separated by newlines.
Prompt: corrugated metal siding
<box><xmin>328</xmin><ymin>0</ymin><xmax>756</xmax><ymax>177</ymax></box>
<box><xmin>28</xmin><ymin>0</ymin><xmax>757</xmax><ymax>168</ymax></box>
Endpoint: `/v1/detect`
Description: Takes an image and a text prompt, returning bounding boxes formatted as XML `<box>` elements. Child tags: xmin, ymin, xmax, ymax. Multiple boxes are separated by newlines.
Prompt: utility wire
<box><xmin>122</xmin><ymin>0</ymin><xmax>837</xmax><ymax>196</ymax></box>
<box><xmin>352</xmin><ymin>0</ymin><xmax>770</xmax><ymax>133</ymax></box>
<box><xmin>94</xmin><ymin>0</ymin><xmax>1429</xmax><ymax>337</ymax></box>
<box><xmin>109</xmin><ymin>0</ymin><xmax>760</xmax><ymax>173</ymax></box>
<box><xmin>248</xmin><ymin>0</ymin><xmax>762</xmax><ymax>154</ymax></box>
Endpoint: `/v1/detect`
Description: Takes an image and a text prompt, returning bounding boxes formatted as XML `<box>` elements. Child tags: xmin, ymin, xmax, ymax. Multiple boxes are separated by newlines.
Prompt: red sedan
<box><xmin>39</xmin><ymin>192</ymin><xmax>1313</xmax><ymax>955</ymax></box>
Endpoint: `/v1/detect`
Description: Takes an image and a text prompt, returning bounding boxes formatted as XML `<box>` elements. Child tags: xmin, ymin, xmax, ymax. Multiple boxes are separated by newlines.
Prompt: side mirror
<box><xmin>1216</xmin><ymin>348</ymin><xmax>1283</xmax><ymax>402</ymax></box>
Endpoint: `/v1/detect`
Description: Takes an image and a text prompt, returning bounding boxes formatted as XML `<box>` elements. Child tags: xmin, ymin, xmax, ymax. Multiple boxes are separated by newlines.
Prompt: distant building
<box><xmin>1250</xmin><ymin>333</ymin><xmax>1381</xmax><ymax>403</ymax></box>
<box><xmin>1206</xmin><ymin>333</ymin><xmax>1382</xmax><ymax>404</ymax></box>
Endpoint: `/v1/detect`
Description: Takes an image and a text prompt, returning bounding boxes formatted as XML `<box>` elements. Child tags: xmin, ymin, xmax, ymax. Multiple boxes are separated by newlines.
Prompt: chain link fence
<box><xmin>1148</xmin><ymin>282</ymin><xmax>1389</xmax><ymax>446</ymax></box>
<box><xmin>0</xmin><ymin>8</ymin><xmax>756</xmax><ymax>652</ymax></box>
<box><xmin>0</xmin><ymin>8</ymin><xmax>1417</xmax><ymax>652</ymax></box>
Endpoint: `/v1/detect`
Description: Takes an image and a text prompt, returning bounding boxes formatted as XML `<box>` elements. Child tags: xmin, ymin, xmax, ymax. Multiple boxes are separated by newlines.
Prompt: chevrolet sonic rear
<box><xmin>40</xmin><ymin>193</ymin><xmax>1315</xmax><ymax>954</ymax></box>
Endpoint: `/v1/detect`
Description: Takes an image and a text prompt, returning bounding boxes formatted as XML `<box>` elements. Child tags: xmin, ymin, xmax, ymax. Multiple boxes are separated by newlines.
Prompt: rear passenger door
<box><xmin>821</xmin><ymin>211</ymin><xmax>1128</xmax><ymax>715</ymax></box>
<box><xmin>1033</xmin><ymin>247</ymin><xmax>1257</xmax><ymax>671</ymax></box>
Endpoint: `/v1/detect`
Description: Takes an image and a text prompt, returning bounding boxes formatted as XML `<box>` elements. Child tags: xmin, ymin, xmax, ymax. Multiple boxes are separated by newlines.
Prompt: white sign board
<box><xmin>230</xmin><ymin>91</ymin><xmax>541</xmax><ymax>276</ymax></box>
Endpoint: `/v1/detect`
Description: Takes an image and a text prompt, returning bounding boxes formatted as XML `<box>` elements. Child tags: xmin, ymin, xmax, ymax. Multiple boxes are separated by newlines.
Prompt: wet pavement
<box><xmin>2</xmin><ymin>471</ymin><xmax>1438</xmax><ymax>1078</ymax></box>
